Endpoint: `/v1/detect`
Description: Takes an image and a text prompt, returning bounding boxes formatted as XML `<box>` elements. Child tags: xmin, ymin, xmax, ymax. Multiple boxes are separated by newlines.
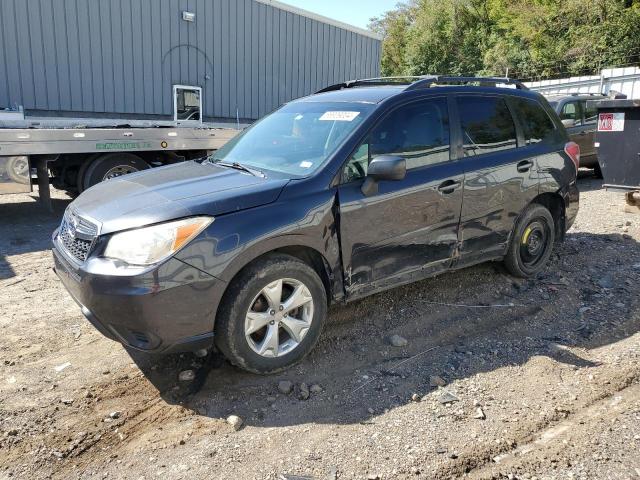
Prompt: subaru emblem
<box><xmin>68</xmin><ymin>215</ymin><xmax>78</xmax><ymax>239</ymax></box>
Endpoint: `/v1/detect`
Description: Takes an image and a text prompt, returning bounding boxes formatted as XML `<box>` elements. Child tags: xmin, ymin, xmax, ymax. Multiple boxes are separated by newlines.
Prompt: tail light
<box><xmin>564</xmin><ymin>141</ymin><xmax>580</xmax><ymax>171</ymax></box>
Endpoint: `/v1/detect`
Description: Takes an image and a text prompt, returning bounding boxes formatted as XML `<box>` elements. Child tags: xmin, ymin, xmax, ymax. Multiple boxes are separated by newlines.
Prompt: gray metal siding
<box><xmin>0</xmin><ymin>0</ymin><xmax>380</xmax><ymax>121</ymax></box>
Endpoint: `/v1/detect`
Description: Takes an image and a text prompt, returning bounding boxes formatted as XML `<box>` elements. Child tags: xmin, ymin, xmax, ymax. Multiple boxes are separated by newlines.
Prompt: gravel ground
<box><xmin>1</xmin><ymin>174</ymin><xmax>639</xmax><ymax>480</ymax></box>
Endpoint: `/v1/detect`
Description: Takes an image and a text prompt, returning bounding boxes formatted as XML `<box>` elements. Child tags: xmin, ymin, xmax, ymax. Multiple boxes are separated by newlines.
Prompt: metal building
<box><xmin>0</xmin><ymin>0</ymin><xmax>381</xmax><ymax>123</ymax></box>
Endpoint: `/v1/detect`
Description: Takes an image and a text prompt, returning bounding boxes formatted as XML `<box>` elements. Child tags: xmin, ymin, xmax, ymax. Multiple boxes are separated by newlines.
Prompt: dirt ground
<box><xmin>1</xmin><ymin>174</ymin><xmax>639</xmax><ymax>480</ymax></box>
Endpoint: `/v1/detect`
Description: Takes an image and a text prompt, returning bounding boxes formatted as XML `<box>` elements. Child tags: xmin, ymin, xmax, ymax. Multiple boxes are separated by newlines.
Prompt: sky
<box><xmin>280</xmin><ymin>0</ymin><xmax>399</xmax><ymax>30</ymax></box>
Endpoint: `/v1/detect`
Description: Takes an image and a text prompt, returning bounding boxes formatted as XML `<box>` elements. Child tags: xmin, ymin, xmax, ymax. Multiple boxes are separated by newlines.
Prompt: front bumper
<box><xmin>52</xmin><ymin>233</ymin><xmax>226</xmax><ymax>354</ymax></box>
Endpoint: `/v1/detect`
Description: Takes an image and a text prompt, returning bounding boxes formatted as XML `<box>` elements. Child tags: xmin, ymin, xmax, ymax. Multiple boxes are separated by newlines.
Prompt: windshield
<box><xmin>210</xmin><ymin>101</ymin><xmax>374</xmax><ymax>177</ymax></box>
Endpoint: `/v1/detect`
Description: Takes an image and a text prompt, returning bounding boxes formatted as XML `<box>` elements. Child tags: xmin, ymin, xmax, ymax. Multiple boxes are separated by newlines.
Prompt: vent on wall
<box><xmin>182</xmin><ymin>11</ymin><xmax>195</xmax><ymax>22</ymax></box>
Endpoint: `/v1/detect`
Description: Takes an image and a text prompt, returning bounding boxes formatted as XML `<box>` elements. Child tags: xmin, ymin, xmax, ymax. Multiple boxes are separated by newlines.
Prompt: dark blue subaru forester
<box><xmin>53</xmin><ymin>76</ymin><xmax>580</xmax><ymax>374</ymax></box>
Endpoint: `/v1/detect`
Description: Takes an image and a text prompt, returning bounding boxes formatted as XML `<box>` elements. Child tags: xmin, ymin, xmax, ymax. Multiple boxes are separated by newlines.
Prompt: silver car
<box><xmin>547</xmin><ymin>93</ymin><xmax>605</xmax><ymax>177</ymax></box>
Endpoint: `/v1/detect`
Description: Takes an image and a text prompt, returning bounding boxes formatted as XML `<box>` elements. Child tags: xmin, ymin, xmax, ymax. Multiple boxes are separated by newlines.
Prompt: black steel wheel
<box><xmin>504</xmin><ymin>204</ymin><xmax>555</xmax><ymax>278</ymax></box>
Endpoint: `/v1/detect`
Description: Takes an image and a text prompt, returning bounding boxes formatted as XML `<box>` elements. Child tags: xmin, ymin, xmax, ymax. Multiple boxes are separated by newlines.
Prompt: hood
<box><xmin>70</xmin><ymin>161</ymin><xmax>289</xmax><ymax>234</ymax></box>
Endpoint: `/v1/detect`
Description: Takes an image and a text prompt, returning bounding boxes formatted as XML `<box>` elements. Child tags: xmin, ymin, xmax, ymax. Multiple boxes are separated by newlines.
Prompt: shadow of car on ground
<box><xmin>128</xmin><ymin>228</ymin><xmax>640</xmax><ymax>430</ymax></box>
<box><xmin>0</xmin><ymin>195</ymin><xmax>68</xmax><ymax>280</ymax></box>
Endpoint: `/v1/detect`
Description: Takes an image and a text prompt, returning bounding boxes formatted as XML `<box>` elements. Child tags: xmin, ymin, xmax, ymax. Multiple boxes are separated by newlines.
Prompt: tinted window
<box><xmin>512</xmin><ymin>98</ymin><xmax>556</xmax><ymax>145</ymax></box>
<box><xmin>343</xmin><ymin>98</ymin><xmax>450</xmax><ymax>182</ymax></box>
<box><xmin>583</xmin><ymin>100</ymin><xmax>598</xmax><ymax>125</ymax></box>
<box><xmin>458</xmin><ymin>96</ymin><xmax>517</xmax><ymax>156</ymax></box>
<box><xmin>560</xmin><ymin>101</ymin><xmax>582</xmax><ymax>126</ymax></box>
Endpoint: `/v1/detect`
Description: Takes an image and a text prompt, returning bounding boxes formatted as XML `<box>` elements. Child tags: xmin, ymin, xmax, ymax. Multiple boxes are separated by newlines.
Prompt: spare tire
<box><xmin>82</xmin><ymin>153</ymin><xmax>149</xmax><ymax>190</ymax></box>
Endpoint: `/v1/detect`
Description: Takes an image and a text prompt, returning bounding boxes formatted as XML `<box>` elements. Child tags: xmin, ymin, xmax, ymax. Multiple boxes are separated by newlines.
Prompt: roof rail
<box><xmin>568</xmin><ymin>92</ymin><xmax>606</xmax><ymax>97</ymax></box>
<box><xmin>408</xmin><ymin>76</ymin><xmax>529</xmax><ymax>91</ymax></box>
<box><xmin>315</xmin><ymin>76</ymin><xmax>433</xmax><ymax>94</ymax></box>
<box><xmin>315</xmin><ymin>75</ymin><xmax>529</xmax><ymax>94</ymax></box>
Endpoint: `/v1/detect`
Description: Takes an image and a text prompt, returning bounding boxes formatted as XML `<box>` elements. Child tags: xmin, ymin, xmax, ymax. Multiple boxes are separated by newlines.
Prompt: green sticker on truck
<box><xmin>96</xmin><ymin>141</ymin><xmax>153</xmax><ymax>150</ymax></box>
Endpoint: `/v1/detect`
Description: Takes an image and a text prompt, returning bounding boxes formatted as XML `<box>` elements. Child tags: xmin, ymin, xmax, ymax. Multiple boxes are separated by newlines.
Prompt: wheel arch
<box><xmin>211</xmin><ymin>237</ymin><xmax>343</xmax><ymax>334</ymax></box>
<box><xmin>530</xmin><ymin>191</ymin><xmax>566</xmax><ymax>241</ymax></box>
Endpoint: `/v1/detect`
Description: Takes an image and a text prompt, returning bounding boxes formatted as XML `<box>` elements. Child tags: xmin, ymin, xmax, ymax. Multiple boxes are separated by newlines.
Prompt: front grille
<box><xmin>59</xmin><ymin>226</ymin><xmax>93</xmax><ymax>261</ymax></box>
<box><xmin>57</xmin><ymin>210</ymin><xmax>99</xmax><ymax>263</ymax></box>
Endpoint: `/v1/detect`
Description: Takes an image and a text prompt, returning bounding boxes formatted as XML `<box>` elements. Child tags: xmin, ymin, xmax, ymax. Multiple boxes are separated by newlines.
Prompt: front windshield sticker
<box><xmin>319</xmin><ymin>111</ymin><xmax>360</xmax><ymax>122</ymax></box>
<box><xmin>300</xmin><ymin>161</ymin><xmax>313</xmax><ymax>168</ymax></box>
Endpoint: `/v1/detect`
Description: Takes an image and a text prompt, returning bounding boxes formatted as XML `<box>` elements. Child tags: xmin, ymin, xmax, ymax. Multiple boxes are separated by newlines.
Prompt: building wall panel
<box><xmin>0</xmin><ymin>0</ymin><xmax>381</xmax><ymax>121</ymax></box>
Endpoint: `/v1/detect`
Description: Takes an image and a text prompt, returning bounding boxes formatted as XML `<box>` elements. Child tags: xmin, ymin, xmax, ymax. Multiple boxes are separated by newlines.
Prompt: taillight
<box><xmin>564</xmin><ymin>141</ymin><xmax>580</xmax><ymax>171</ymax></box>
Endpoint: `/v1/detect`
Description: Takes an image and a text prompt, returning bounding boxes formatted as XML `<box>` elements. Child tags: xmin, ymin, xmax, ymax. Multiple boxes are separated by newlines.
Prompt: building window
<box><xmin>173</xmin><ymin>85</ymin><xmax>202</xmax><ymax>123</ymax></box>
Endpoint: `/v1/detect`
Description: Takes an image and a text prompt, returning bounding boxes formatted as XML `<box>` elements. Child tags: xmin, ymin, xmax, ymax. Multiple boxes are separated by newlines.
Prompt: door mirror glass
<box><xmin>361</xmin><ymin>155</ymin><xmax>406</xmax><ymax>196</ymax></box>
<box><xmin>561</xmin><ymin>118</ymin><xmax>576</xmax><ymax>128</ymax></box>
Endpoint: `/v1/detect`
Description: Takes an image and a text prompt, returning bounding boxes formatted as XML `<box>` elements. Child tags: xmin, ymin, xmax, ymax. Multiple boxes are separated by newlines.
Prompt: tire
<box><xmin>82</xmin><ymin>153</ymin><xmax>149</xmax><ymax>190</ymax></box>
<box><xmin>593</xmin><ymin>161</ymin><xmax>603</xmax><ymax>179</ymax></box>
<box><xmin>76</xmin><ymin>153</ymin><xmax>102</xmax><ymax>193</ymax></box>
<box><xmin>214</xmin><ymin>253</ymin><xmax>328</xmax><ymax>374</ymax></box>
<box><xmin>504</xmin><ymin>204</ymin><xmax>555</xmax><ymax>278</ymax></box>
<box><xmin>6</xmin><ymin>156</ymin><xmax>30</xmax><ymax>184</ymax></box>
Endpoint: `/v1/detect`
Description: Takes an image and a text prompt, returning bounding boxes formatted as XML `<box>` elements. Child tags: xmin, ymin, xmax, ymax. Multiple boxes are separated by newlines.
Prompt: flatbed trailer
<box><xmin>0</xmin><ymin>117</ymin><xmax>239</xmax><ymax>210</ymax></box>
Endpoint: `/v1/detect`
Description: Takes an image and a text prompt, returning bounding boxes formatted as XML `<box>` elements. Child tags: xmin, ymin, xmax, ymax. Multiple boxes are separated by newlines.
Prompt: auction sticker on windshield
<box><xmin>598</xmin><ymin>112</ymin><xmax>625</xmax><ymax>132</ymax></box>
<box><xmin>319</xmin><ymin>111</ymin><xmax>360</xmax><ymax>121</ymax></box>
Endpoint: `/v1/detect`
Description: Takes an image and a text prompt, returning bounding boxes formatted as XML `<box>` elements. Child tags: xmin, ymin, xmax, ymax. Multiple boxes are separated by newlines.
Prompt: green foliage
<box><xmin>370</xmin><ymin>0</ymin><xmax>640</xmax><ymax>79</ymax></box>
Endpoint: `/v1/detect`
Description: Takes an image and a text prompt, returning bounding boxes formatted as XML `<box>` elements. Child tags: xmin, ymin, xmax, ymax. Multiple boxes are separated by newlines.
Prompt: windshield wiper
<box><xmin>208</xmin><ymin>159</ymin><xmax>265</xmax><ymax>177</ymax></box>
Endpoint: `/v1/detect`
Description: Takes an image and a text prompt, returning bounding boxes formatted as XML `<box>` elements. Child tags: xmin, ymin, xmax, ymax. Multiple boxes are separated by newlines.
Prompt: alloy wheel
<box><xmin>244</xmin><ymin>278</ymin><xmax>314</xmax><ymax>358</ymax></box>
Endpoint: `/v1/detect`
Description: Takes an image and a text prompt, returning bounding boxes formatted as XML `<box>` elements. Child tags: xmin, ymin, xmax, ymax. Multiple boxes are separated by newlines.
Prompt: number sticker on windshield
<box><xmin>319</xmin><ymin>111</ymin><xmax>360</xmax><ymax>122</ymax></box>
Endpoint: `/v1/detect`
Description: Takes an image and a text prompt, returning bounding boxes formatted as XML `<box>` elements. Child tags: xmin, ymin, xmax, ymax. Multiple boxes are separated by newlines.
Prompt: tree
<box><xmin>370</xmin><ymin>0</ymin><xmax>640</xmax><ymax>80</ymax></box>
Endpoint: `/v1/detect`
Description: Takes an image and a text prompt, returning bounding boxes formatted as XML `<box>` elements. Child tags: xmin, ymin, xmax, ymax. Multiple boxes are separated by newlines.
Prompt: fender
<box><xmin>175</xmin><ymin>188</ymin><xmax>345</xmax><ymax>302</ymax></box>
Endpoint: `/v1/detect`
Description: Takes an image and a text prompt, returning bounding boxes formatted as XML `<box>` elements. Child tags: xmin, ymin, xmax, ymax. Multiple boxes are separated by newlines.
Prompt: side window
<box><xmin>512</xmin><ymin>97</ymin><xmax>556</xmax><ymax>145</ymax></box>
<box><xmin>583</xmin><ymin>100</ymin><xmax>598</xmax><ymax>125</ymax></box>
<box><xmin>560</xmin><ymin>101</ymin><xmax>582</xmax><ymax>126</ymax></box>
<box><xmin>457</xmin><ymin>96</ymin><xmax>517</xmax><ymax>156</ymax></box>
<box><xmin>342</xmin><ymin>98</ymin><xmax>450</xmax><ymax>182</ymax></box>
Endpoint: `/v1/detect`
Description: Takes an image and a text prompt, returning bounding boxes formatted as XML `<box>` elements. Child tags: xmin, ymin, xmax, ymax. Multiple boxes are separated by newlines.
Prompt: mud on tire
<box><xmin>214</xmin><ymin>253</ymin><xmax>328</xmax><ymax>374</ymax></box>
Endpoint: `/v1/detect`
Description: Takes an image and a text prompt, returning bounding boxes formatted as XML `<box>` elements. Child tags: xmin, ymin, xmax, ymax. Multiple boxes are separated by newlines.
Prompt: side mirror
<box><xmin>361</xmin><ymin>155</ymin><xmax>406</xmax><ymax>196</ymax></box>
<box><xmin>561</xmin><ymin>118</ymin><xmax>576</xmax><ymax>128</ymax></box>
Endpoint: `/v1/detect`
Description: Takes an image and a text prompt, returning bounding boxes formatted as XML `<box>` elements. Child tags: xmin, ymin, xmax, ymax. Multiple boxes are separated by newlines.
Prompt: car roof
<box><xmin>295</xmin><ymin>86</ymin><xmax>407</xmax><ymax>104</ymax></box>
<box><xmin>296</xmin><ymin>83</ymin><xmax>544</xmax><ymax>106</ymax></box>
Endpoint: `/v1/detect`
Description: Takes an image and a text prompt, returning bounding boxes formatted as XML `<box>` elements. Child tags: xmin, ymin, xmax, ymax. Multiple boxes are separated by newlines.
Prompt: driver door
<box><xmin>337</xmin><ymin>97</ymin><xmax>464</xmax><ymax>298</ymax></box>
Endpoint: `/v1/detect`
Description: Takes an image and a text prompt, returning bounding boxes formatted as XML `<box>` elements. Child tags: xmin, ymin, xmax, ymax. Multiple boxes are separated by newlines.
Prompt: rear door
<box><xmin>337</xmin><ymin>96</ymin><xmax>464</xmax><ymax>297</ymax></box>
<box><xmin>581</xmin><ymin>99</ymin><xmax>598</xmax><ymax>159</ymax></box>
<box><xmin>559</xmin><ymin>100</ymin><xmax>591</xmax><ymax>155</ymax></box>
<box><xmin>455</xmin><ymin>95</ymin><xmax>539</xmax><ymax>265</ymax></box>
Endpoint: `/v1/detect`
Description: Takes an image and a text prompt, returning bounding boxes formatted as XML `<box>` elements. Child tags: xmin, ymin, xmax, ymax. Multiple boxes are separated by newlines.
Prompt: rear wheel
<box><xmin>215</xmin><ymin>254</ymin><xmax>327</xmax><ymax>374</ymax></box>
<box><xmin>504</xmin><ymin>204</ymin><xmax>555</xmax><ymax>278</ymax></box>
<box><xmin>82</xmin><ymin>153</ymin><xmax>149</xmax><ymax>190</ymax></box>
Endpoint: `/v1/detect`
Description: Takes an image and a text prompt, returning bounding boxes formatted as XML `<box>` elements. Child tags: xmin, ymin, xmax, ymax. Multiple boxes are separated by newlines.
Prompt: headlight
<box><xmin>103</xmin><ymin>217</ymin><xmax>213</xmax><ymax>266</ymax></box>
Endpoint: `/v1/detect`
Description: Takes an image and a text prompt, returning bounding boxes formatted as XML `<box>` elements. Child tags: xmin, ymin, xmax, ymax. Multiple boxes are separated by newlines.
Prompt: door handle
<box><xmin>437</xmin><ymin>179</ymin><xmax>461</xmax><ymax>194</ymax></box>
<box><xmin>517</xmin><ymin>160</ymin><xmax>534</xmax><ymax>173</ymax></box>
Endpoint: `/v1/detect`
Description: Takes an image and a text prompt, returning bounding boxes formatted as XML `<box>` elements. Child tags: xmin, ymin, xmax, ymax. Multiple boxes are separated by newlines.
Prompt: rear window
<box><xmin>457</xmin><ymin>96</ymin><xmax>517</xmax><ymax>156</ymax></box>
<box><xmin>512</xmin><ymin>97</ymin><xmax>556</xmax><ymax>145</ymax></box>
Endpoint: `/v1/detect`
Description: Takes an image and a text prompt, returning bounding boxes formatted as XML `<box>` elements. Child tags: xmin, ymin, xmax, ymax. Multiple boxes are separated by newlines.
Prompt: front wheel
<box><xmin>504</xmin><ymin>204</ymin><xmax>555</xmax><ymax>278</ymax></box>
<box><xmin>215</xmin><ymin>254</ymin><xmax>327</xmax><ymax>374</ymax></box>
